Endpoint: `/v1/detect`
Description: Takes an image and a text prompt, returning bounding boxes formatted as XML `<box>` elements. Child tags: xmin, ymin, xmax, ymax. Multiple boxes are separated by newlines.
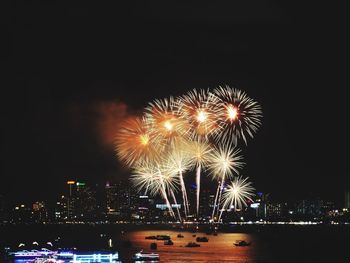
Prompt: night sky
<box><xmin>3</xmin><ymin>2</ymin><xmax>349</xmax><ymax>205</ymax></box>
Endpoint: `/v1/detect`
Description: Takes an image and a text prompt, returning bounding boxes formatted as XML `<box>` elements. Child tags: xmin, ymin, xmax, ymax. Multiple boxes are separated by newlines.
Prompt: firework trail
<box><xmin>187</xmin><ymin>140</ymin><xmax>212</xmax><ymax>216</ymax></box>
<box><xmin>163</xmin><ymin>142</ymin><xmax>191</xmax><ymax>217</ymax></box>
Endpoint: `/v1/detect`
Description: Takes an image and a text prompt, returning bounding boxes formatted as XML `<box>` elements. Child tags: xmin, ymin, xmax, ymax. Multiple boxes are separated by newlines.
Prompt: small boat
<box><xmin>133</xmin><ymin>251</ymin><xmax>160</xmax><ymax>261</ymax></box>
<box><xmin>145</xmin><ymin>235</ymin><xmax>157</xmax><ymax>240</ymax></box>
<box><xmin>150</xmin><ymin>242</ymin><xmax>157</xmax><ymax>250</ymax></box>
<box><xmin>192</xmin><ymin>234</ymin><xmax>196</xmax><ymax>237</ymax></box>
<box><xmin>177</xmin><ymin>234</ymin><xmax>184</xmax><ymax>238</ymax></box>
<box><xmin>156</xmin><ymin>235</ymin><xmax>171</xmax><ymax>240</ymax></box>
<box><xmin>185</xmin><ymin>242</ymin><xmax>200</xmax><ymax>247</ymax></box>
<box><xmin>196</xmin><ymin>237</ymin><xmax>209</xmax><ymax>242</ymax></box>
<box><xmin>234</xmin><ymin>240</ymin><xmax>251</xmax><ymax>246</ymax></box>
<box><xmin>213</xmin><ymin>232</ymin><xmax>218</xmax><ymax>236</ymax></box>
<box><xmin>164</xmin><ymin>239</ymin><xmax>174</xmax><ymax>245</ymax></box>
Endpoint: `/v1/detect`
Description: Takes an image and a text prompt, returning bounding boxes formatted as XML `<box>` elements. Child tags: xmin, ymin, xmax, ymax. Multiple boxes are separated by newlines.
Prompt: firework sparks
<box><xmin>186</xmin><ymin>140</ymin><xmax>213</xmax><ymax>215</ymax></box>
<box><xmin>114</xmin><ymin>117</ymin><xmax>161</xmax><ymax>167</ymax></box>
<box><xmin>179</xmin><ymin>89</ymin><xmax>222</xmax><ymax>140</ymax></box>
<box><xmin>214</xmin><ymin>85</ymin><xmax>262</xmax><ymax>145</ymax></box>
<box><xmin>208</xmin><ymin>145</ymin><xmax>244</xmax><ymax>181</ymax></box>
<box><xmin>114</xmin><ymin>86</ymin><xmax>262</xmax><ymax>221</ymax></box>
<box><xmin>145</xmin><ymin>97</ymin><xmax>189</xmax><ymax>146</ymax></box>
<box><xmin>208</xmin><ymin>145</ymin><xmax>244</xmax><ymax>219</ymax></box>
<box><xmin>219</xmin><ymin>176</ymin><xmax>255</xmax><ymax>221</ymax></box>
<box><xmin>163</xmin><ymin>142</ymin><xmax>192</xmax><ymax>217</ymax></box>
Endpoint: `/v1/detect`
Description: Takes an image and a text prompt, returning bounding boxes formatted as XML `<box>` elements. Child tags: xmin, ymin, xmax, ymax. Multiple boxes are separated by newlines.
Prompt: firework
<box><xmin>113</xmin><ymin>85</ymin><xmax>262</xmax><ymax>222</ymax></box>
<box><xmin>145</xmin><ymin>97</ymin><xmax>190</xmax><ymax>146</ymax></box>
<box><xmin>219</xmin><ymin>176</ymin><xmax>255</xmax><ymax>221</ymax></box>
<box><xmin>163</xmin><ymin>143</ymin><xmax>192</xmax><ymax>216</ymax></box>
<box><xmin>186</xmin><ymin>140</ymin><xmax>213</xmax><ymax>215</ymax></box>
<box><xmin>208</xmin><ymin>145</ymin><xmax>244</xmax><ymax>181</ymax></box>
<box><xmin>178</xmin><ymin>89</ymin><xmax>222</xmax><ymax>141</ymax></box>
<box><xmin>131</xmin><ymin>160</ymin><xmax>179</xmax><ymax>218</ymax></box>
<box><xmin>214</xmin><ymin>85</ymin><xmax>262</xmax><ymax>145</ymax></box>
<box><xmin>208</xmin><ymin>145</ymin><xmax>244</xmax><ymax>219</ymax></box>
<box><xmin>114</xmin><ymin>116</ymin><xmax>161</xmax><ymax>167</ymax></box>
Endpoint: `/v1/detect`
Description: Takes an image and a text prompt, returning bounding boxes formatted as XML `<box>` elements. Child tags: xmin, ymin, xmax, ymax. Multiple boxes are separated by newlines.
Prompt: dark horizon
<box><xmin>2</xmin><ymin>2</ymin><xmax>349</xmax><ymax>205</ymax></box>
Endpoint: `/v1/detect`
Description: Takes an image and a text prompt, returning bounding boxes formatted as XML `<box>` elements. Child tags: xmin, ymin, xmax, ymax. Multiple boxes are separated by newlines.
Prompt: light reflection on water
<box><xmin>121</xmin><ymin>230</ymin><xmax>260</xmax><ymax>263</ymax></box>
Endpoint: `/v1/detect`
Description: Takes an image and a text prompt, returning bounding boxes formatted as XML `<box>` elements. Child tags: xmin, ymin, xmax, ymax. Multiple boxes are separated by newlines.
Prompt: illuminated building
<box><xmin>297</xmin><ymin>198</ymin><xmax>323</xmax><ymax>219</ymax></box>
<box><xmin>32</xmin><ymin>201</ymin><xmax>48</xmax><ymax>223</ymax></box>
<box><xmin>105</xmin><ymin>180</ymin><xmax>138</xmax><ymax>221</ymax></box>
<box><xmin>54</xmin><ymin>195</ymin><xmax>68</xmax><ymax>221</ymax></box>
<box><xmin>11</xmin><ymin>204</ymin><xmax>32</xmax><ymax>223</ymax></box>
<box><xmin>67</xmin><ymin>180</ymin><xmax>76</xmax><ymax>220</ymax></box>
<box><xmin>74</xmin><ymin>182</ymin><xmax>97</xmax><ymax>221</ymax></box>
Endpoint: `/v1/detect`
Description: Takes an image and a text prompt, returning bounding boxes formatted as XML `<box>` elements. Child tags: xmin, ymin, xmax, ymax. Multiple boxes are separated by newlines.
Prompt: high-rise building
<box><xmin>74</xmin><ymin>182</ymin><xmax>97</xmax><ymax>221</ymax></box>
<box><xmin>67</xmin><ymin>180</ymin><xmax>76</xmax><ymax>220</ymax></box>
<box><xmin>105</xmin><ymin>180</ymin><xmax>138</xmax><ymax>220</ymax></box>
<box><xmin>54</xmin><ymin>195</ymin><xmax>68</xmax><ymax>221</ymax></box>
<box><xmin>32</xmin><ymin>201</ymin><xmax>48</xmax><ymax>223</ymax></box>
<box><xmin>11</xmin><ymin>204</ymin><xmax>32</xmax><ymax>223</ymax></box>
<box><xmin>345</xmin><ymin>191</ymin><xmax>350</xmax><ymax>209</ymax></box>
<box><xmin>297</xmin><ymin>198</ymin><xmax>323</xmax><ymax>218</ymax></box>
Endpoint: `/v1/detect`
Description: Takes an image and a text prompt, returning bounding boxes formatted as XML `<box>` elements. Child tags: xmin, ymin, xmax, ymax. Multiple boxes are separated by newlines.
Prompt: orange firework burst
<box><xmin>178</xmin><ymin>89</ymin><xmax>222</xmax><ymax>141</ymax></box>
<box><xmin>214</xmin><ymin>85</ymin><xmax>262</xmax><ymax>145</ymax></box>
<box><xmin>145</xmin><ymin>97</ymin><xmax>190</xmax><ymax>145</ymax></box>
<box><xmin>114</xmin><ymin>116</ymin><xmax>161</xmax><ymax>167</ymax></box>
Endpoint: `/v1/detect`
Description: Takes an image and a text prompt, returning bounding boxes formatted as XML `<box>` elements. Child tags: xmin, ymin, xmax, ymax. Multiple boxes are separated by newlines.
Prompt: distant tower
<box><xmin>345</xmin><ymin>191</ymin><xmax>350</xmax><ymax>209</ymax></box>
<box><xmin>67</xmin><ymin>180</ymin><xmax>75</xmax><ymax>220</ymax></box>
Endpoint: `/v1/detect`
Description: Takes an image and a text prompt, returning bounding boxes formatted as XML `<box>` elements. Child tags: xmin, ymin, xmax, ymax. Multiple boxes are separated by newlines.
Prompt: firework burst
<box><xmin>208</xmin><ymin>145</ymin><xmax>244</xmax><ymax>181</ymax></box>
<box><xmin>179</xmin><ymin>89</ymin><xmax>222</xmax><ymax>141</ymax></box>
<box><xmin>114</xmin><ymin>117</ymin><xmax>162</xmax><ymax>167</ymax></box>
<box><xmin>145</xmin><ymin>97</ymin><xmax>189</xmax><ymax>146</ymax></box>
<box><xmin>221</xmin><ymin>176</ymin><xmax>255</xmax><ymax>212</ymax></box>
<box><xmin>214</xmin><ymin>85</ymin><xmax>262</xmax><ymax>145</ymax></box>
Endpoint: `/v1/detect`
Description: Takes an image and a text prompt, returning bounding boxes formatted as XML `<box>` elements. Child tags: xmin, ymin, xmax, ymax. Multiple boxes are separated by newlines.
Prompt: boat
<box><xmin>156</xmin><ymin>235</ymin><xmax>171</xmax><ymax>240</ymax></box>
<box><xmin>185</xmin><ymin>242</ymin><xmax>200</xmax><ymax>247</ymax></box>
<box><xmin>133</xmin><ymin>251</ymin><xmax>160</xmax><ymax>261</ymax></box>
<box><xmin>10</xmin><ymin>250</ymin><xmax>44</xmax><ymax>259</ymax></box>
<box><xmin>192</xmin><ymin>234</ymin><xmax>196</xmax><ymax>237</ymax></box>
<box><xmin>196</xmin><ymin>237</ymin><xmax>209</xmax><ymax>242</ymax></box>
<box><xmin>150</xmin><ymin>242</ymin><xmax>157</xmax><ymax>250</ymax></box>
<box><xmin>177</xmin><ymin>234</ymin><xmax>184</xmax><ymax>238</ymax></box>
<box><xmin>145</xmin><ymin>235</ymin><xmax>157</xmax><ymax>240</ymax></box>
<box><xmin>234</xmin><ymin>240</ymin><xmax>251</xmax><ymax>246</ymax></box>
<box><xmin>164</xmin><ymin>240</ymin><xmax>174</xmax><ymax>245</ymax></box>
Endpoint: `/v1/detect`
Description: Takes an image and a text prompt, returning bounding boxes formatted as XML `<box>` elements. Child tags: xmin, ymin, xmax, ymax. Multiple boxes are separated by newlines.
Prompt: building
<box><xmin>105</xmin><ymin>180</ymin><xmax>139</xmax><ymax>221</ymax></box>
<box><xmin>32</xmin><ymin>201</ymin><xmax>48</xmax><ymax>223</ymax></box>
<box><xmin>296</xmin><ymin>198</ymin><xmax>323</xmax><ymax>219</ymax></box>
<box><xmin>11</xmin><ymin>204</ymin><xmax>32</xmax><ymax>223</ymax></box>
<box><xmin>74</xmin><ymin>182</ymin><xmax>97</xmax><ymax>221</ymax></box>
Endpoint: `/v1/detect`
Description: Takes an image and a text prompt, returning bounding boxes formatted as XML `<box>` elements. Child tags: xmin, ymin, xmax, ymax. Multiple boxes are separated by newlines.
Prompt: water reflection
<box><xmin>121</xmin><ymin>230</ymin><xmax>259</xmax><ymax>262</ymax></box>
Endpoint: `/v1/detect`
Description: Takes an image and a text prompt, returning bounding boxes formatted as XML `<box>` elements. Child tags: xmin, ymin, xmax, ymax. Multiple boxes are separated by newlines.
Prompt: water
<box><xmin>121</xmin><ymin>230</ymin><xmax>258</xmax><ymax>262</ymax></box>
<box><xmin>1</xmin><ymin>224</ymin><xmax>349</xmax><ymax>262</ymax></box>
